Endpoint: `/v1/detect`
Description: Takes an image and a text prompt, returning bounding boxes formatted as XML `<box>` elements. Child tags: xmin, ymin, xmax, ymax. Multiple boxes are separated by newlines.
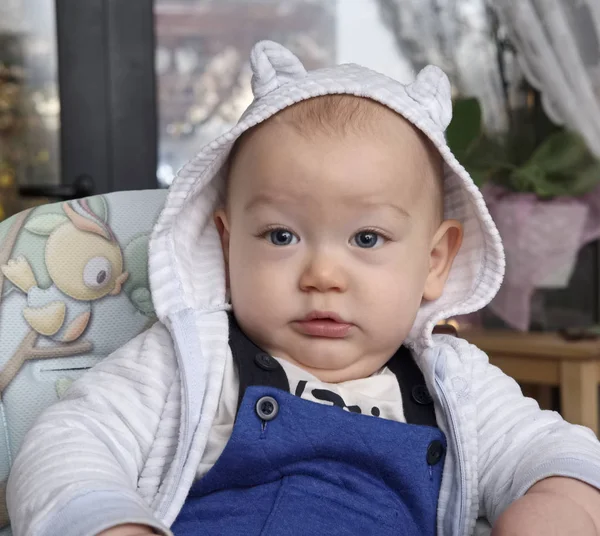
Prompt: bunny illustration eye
<box><xmin>83</xmin><ymin>257</ymin><xmax>112</xmax><ymax>289</ymax></box>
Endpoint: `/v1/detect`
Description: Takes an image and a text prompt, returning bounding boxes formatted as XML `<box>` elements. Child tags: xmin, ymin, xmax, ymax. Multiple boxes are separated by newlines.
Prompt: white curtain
<box><xmin>494</xmin><ymin>0</ymin><xmax>600</xmax><ymax>158</ymax></box>
<box><xmin>377</xmin><ymin>0</ymin><xmax>511</xmax><ymax>132</ymax></box>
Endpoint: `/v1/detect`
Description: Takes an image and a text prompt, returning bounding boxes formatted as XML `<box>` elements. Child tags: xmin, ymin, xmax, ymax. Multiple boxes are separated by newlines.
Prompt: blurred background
<box><xmin>1</xmin><ymin>0</ymin><xmax>600</xmax><ymax>335</ymax></box>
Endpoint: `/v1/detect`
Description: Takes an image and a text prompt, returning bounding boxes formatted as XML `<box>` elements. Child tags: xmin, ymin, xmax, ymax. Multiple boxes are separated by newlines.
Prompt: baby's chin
<box><xmin>275</xmin><ymin>344</ymin><xmax>390</xmax><ymax>383</ymax></box>
<box><xmin>240</xmin><ymin>318</ymin><xmax>403</xmax><ymax>382</ymax></box>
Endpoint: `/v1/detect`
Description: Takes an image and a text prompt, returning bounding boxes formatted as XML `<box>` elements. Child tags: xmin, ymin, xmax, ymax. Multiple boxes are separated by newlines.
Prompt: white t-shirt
<box><xmin>196</xmin><ymin>353</ymin><xmax>406</xmax><ymax>480</ymax></box>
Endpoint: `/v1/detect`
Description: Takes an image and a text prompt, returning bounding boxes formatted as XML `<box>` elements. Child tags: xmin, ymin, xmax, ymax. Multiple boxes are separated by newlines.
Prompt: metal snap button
<box><xmin>412</xmin><ymin>384</ymin><xmax>433</xmax><ymax>405</ymax></box>
<box><xmin>254</xmin><ymin>352</ymin><xmax>278</xmax><ymax>371</ymax></box>
<box><xmin>256</xmin><ymin>396</ymin><xmax>279</xmax><ymax>421</ymax></box>
<box><xmin>426</xmin><ymin>439</ymin><xmax>445</xmax><ymax>466</ymax></box>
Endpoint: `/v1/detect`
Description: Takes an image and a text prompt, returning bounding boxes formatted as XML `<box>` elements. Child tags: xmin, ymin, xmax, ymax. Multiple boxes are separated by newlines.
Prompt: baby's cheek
<box><xmin>230</xmin><ymin>265</ymin><xmax>292</xmax><ymax>348</ymax></box>
<box><xmin>364</xmin><ymin>272</ymin><xmax>423</xmax><ymax>323</ymax></box>
<box><xmin>230</xmin><ymin>257</ymin><xmax>288</xmax><ymax>306</ymax></box>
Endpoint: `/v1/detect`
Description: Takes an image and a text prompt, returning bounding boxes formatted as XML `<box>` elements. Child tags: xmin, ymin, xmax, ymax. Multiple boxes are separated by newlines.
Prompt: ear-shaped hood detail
<box><xmin>250</xmin><ymin>41</ymin><xmax>307</xmax><ymax>99</ymax></box>
<box><xmin>405</xmin><ymin>65</ymin><xmax>453</xmax><ymax>131</ymax></box>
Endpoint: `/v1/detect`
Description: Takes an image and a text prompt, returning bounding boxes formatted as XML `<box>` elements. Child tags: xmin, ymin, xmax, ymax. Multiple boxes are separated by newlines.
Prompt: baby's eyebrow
<box><xmin>350</xmin><ymin>199</ymin><xmax>411</xmax><ymax>219</ymax></box>
<box><xmin>244</xmin><ymin>193</ymin><xmax>291</xmax><ymax>211</ymax></box>
<box><xmin>244</xmin><ymin>193</ymin><xmax>410</xmax><ymax>219</ymax></box>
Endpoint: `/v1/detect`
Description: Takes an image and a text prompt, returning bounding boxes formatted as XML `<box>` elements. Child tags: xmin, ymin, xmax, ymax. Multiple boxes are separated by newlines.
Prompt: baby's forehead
<box><xmin>232</xmin><ymin>95</ymin><xmax>440</xmax><ymax>168</ymax></box>
<box><xmin>226</xmin><ymin>94</ymin><xmax>444</xmax><ymax>214</ymax></box>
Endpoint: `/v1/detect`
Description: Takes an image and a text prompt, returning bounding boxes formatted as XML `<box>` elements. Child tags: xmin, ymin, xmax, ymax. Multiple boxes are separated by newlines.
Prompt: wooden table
<box><xmin>461</xmin><ymin>330</ymin><xmax>600</xmax><ymax>435</ymax></box>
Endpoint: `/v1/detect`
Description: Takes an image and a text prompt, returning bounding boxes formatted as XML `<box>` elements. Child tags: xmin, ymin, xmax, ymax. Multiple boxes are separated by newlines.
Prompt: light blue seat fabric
<box><xmin>0</xmin><ymin>189</ymin><xmax>167</xmax><ymax>534</ymax></box>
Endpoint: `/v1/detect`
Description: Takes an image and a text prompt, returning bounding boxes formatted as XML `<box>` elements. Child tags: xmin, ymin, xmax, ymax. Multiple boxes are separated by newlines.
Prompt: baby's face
<box><xmin>216</xmin><ymin>113</ymin><xmax>459</xmax><ymax>382</ymax></box>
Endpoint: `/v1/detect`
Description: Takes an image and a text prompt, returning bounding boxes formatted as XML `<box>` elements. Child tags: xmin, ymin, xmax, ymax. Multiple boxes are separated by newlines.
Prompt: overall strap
<box><xmin>386</xmin><ymin>346</ymin><xmax>438</xmax><ymax>427</ymax></box>
<box><xmin>229</xmin><ymin>313</ymin><xmax>437</xmax><ymax>427</ymax></box>
<box><xmin>229</xmin><ymin>314</ymin><xmax>289</xmax><ymax>412</ymax></box>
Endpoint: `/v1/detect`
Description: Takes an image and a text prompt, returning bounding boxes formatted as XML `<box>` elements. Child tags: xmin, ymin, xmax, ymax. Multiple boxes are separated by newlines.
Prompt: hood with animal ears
<box><xmin>148</xmin><ymin>40</ymin><xmax>505</xmax><ymax>353</ymax></box>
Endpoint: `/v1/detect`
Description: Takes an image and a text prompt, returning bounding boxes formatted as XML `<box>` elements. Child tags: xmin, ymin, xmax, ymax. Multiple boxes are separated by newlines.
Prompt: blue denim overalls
<box><xmin>171</xmin><ymin>316</ymin><xmax>445</xmax><ymax>535</ymax></box>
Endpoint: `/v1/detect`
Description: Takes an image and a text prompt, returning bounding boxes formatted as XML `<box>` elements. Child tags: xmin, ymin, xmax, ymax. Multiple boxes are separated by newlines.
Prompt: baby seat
<box><xmin>0</xmin><ymin>190</ymin><xmax>167</xmax><ymax>534</ymax></box>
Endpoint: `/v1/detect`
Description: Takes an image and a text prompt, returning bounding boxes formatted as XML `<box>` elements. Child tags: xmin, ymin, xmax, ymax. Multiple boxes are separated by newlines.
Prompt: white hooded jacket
<box><xmin>7</xmin><ymin>41</ymin><xmax>600</xmax><ymax>536</ymax></box>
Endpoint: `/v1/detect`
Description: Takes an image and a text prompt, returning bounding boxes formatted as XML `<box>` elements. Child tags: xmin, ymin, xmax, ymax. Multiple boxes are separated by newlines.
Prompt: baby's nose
<box><xmin>298</xmin><ymin>253</ymin><xmax>347</xmax><ymax>293</ymax></box>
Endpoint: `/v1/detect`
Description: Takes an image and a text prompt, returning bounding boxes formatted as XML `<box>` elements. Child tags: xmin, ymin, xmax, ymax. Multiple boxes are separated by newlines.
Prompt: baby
<box><xmin>7</xmin><ymin>41</ymin><xmax>600</xmax><ymax>536</ymax></box>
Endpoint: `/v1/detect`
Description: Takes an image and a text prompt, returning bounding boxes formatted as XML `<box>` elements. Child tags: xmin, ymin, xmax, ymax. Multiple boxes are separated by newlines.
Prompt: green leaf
<box><xmin>446</xmin><ymin>98</ymin><xmax>482</xmax><ymax>161</ymax></box>
<box><xmin>509</xmin><ymin>131</ymin><xmax>600</xmax><ymax>197</ymax></box>
<box><xmin>527</xmin><ymin>131</ymin><xmax>590</xmax><ymax>173</ymax></box>
<box><xmin>459</xmin><ymin>135</ymin><xmax>511</xmax><ymax>188</ymax></box>
<box><xmin>447</xmin><ymin>97</ymin><xmax>600</xmax><ymax>197</ymax></box>
<box><xmin>567</xmin><ymin>161</ymin><xmax>600</xmax><ymax>197</ymax></box>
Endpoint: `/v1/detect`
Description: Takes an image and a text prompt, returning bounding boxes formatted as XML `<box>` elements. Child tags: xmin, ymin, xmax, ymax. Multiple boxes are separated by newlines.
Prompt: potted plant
<box><xmin>447</xmin><ymin>98</ymin><xmax>600</xmax><ymax>331</ymax></box>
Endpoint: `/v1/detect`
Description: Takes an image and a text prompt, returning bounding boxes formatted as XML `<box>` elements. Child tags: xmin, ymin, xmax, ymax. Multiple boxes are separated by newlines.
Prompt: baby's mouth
<box><xmin>293</xmin><ymin>311</ymin><xmax>353</xmax><ymax>338</ymax></box>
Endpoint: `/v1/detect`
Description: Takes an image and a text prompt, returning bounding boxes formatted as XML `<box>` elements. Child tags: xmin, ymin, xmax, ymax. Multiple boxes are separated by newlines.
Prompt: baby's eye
<box><xmin>266</xmin><ymin>228</ymin><xmax>299</xmax><ymax>246</ymax></box>
<box><xmin>351</xmin><ymin>231</ymin><xmax>386</xmax><ymax>249</ymax></box>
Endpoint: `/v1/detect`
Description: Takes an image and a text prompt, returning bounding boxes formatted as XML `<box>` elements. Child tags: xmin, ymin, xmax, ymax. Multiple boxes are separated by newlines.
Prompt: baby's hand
<box><xmin>97</xmin><ymin>524</ymin><xmax>157</xmax><ymax>536</ymax></box>
<box><xmin>492</xmin><ymin>478</ymin><xmax>600</xmax><ymax>535</ymax></box>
